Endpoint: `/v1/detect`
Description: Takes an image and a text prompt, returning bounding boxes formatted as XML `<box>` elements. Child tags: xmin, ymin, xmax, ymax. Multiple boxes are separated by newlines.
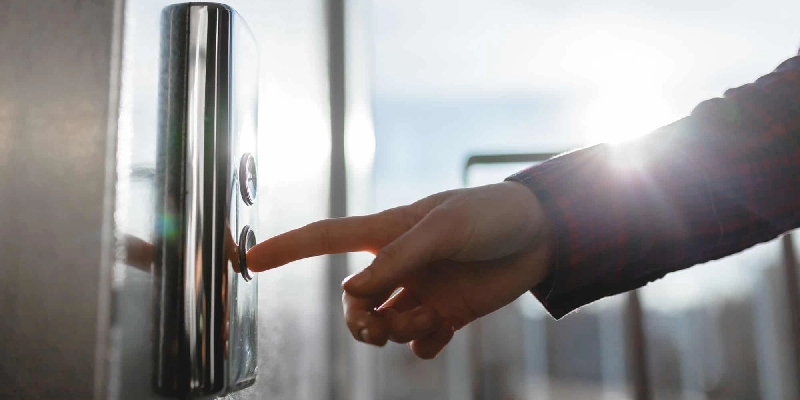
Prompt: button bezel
<box><xmin>238</xmin><ymin>225</ymin><xmax>256</xmax><ymax>282</ymax></box>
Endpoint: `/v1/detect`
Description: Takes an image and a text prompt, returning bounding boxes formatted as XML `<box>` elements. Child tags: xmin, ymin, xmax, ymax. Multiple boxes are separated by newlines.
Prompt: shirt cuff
<box><xmin>506</xmin><ymin>55</ymin><xmax>800</xmax><ymax>319</ymax></box>
<box><xmin>505</xmin><ymin>127</ymin><xmax>691</xmax><ymax>319</ymax></box>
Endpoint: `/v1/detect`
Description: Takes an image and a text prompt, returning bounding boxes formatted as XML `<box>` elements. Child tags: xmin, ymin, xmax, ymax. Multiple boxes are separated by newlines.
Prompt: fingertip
<box><xmin>409</xmin><ymin>341</ymin><xmax>440</xmax><ymax>359</ymax></box>
<box><xmin>410</xmin><ymin>326</ymin><xmax>454</xmax><ymax>360</ymax></box>
<box><xmin>244</xmin><ymin>247</ymin><xmax>277</xmax><ymax>272</ymax></box>
<box><xmin>359</xmin><ymin>328</ymin><xmax>370</xmax><ymax>342</ymax></box>
<box><xmin>344</xmin><ymin>301</ymin><xmax>391</xmax><ymax>347</ymax></box>
<box><xmin>361</xmin><ymin>317</ymin><xmax>390</xmax><ymax>347</ymax></box>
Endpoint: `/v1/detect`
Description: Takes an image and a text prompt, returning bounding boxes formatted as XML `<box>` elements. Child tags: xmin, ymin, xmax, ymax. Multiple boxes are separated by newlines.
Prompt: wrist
<box><xmin>502</xmin><ymin>180</ymin><xmax>555</xmax><ymax>285</ymax></box>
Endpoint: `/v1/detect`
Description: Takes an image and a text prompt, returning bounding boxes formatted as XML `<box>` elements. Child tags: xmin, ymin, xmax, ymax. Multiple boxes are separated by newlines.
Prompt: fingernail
<box><xmin>343</xmin><ymin>269</ymin><xmax>372</xmax><ymax>288</ymax></box>
<box><xmin>412</xmin><ymin>310</ymin><xmax>434</xmax><ymax>329</ymax></box>
<box><xmin>360</xmin><ymin>328</ymin><xmax>371</xmax><ymax>343</ymax></box>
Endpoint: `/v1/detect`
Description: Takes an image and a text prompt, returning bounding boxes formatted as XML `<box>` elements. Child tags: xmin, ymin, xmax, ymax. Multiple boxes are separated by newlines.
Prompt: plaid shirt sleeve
<box><xmin>507</xmin><ymin>55</ymin><xmax>800</xmax><ymax>319</ymax></box>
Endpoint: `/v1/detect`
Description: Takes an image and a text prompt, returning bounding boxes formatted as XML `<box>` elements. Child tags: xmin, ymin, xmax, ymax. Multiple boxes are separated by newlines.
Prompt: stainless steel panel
<box><xmin>115</xmin><ymin>0</ymin><xmax>332</xmax><ymax>399</ymax></box>
<box><xmin>153</xmin><ymin>4</ymin><xmax>259</xmax><ymax>396</ymax></box>
<box><xmin>0</xmin><ymin>0</ymin><xmax>123</xmax><ymax>398</ymax></box>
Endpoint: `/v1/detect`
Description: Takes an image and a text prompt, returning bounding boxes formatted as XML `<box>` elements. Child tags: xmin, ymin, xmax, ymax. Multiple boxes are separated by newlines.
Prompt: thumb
<box><xmin>343</xmin><ymin>207</ymin><xmax>461</xmax><ymax>297</ymax></box>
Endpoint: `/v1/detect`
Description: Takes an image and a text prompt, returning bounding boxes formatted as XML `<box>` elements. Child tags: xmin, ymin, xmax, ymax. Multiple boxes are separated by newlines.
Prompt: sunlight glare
<box><xmin>345</xmin><ymin>103</ymin><xmax>376</xmax><ymax>175</ymax></box>
<box><xmin>582</xmin><ymin>91</ymin><xmax>676</xmax><ymax>145</ymax></box>
<box><xmin>555</xmin><ymin>23</ymin><xmax>682</xmax><ymax>145</ymax></box>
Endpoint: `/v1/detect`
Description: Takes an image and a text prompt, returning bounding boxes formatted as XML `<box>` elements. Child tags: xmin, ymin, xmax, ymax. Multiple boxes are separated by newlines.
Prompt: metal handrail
<box><xmin>461</xmin><ymin>152</ymin><xmax>560</xmax><ymax>186</ymax></box>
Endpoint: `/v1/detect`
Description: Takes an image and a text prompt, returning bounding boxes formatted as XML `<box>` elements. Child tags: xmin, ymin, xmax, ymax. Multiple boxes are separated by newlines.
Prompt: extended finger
<box><xmin>247</xmin><ymin>209</ymin><xmax>408</xmax><ymax>272</ymax></box>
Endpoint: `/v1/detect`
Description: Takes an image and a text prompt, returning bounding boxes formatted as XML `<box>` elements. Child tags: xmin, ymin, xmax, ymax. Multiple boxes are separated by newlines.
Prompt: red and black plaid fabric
<box><xmin>508</xmin><ymin>55</ymin><xmax>800</xmax><ymax>319</ymax></box>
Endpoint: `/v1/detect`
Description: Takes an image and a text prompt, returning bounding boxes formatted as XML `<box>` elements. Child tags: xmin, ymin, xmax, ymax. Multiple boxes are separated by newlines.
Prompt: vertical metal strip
<box><xmin>185</xmin><ymin>6</ymin><xmax>209</xmax><ymax>387</ymax></box>
<box><xmin>781</xmin><ymin>233</ymin><xmax>800</xmax><ymax>398</ymax></box>
<box><xmin>626</xmin><ymin>290</ymin><xmax>652</xmax><ymax>400</ymax></box>
<box><xmin>94</xmin><ymin>0</ymin><xmax>126</xmax><ymax>397</ymax></box>
<box><xmin>327</xmin><ymin>0</ymin><xmax>351</xmax><ymax>398</ymax></box>
<box><xmin>155</xmin><ymin>5</ymin><xmax>252</xmax><ymax>395</ymax></box>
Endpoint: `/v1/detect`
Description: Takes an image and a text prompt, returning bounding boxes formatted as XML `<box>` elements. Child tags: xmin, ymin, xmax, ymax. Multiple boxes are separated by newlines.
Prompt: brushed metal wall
<box><xmin>0</xmin><ymin>0</ymin><xmax>123</xmax><ymax>398</ymax></box>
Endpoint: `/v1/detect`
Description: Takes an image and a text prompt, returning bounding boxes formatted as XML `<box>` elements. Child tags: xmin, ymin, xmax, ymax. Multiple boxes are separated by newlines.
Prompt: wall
<box><xmin>0</xmin><ymin>0</ymin><xmax>123</xmax><ymax>398</ymax></box>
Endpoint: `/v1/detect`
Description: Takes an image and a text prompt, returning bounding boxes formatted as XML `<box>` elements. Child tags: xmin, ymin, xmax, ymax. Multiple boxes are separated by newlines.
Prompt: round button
<box><xmin>239</xmin><ymin>153</ymin><xmax>257</xmax><ymax>206</ymax></box>
<box><xmin>238</xmin><ymin>225</ymin><xmax>257</xmax><ymax>282</ymax></box>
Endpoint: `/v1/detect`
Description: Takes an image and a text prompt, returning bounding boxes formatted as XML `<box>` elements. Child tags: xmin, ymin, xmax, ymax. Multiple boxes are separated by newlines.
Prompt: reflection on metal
<box><xmin>154</xmin><ymin>3</ymin><xmax>259</xmax><ymax>397</ymax></box>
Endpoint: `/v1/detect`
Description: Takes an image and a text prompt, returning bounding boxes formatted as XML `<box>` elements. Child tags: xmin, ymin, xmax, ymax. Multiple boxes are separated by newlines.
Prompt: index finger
<box><xmin>246</xmin><ymin>209</ymin><xmax>409</xmax><ymax>272</ymax></box>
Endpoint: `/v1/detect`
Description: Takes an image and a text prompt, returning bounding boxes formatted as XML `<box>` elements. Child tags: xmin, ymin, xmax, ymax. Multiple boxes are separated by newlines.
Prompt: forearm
<box><xmin>509</xmin><ymin>55</ymin><xmax>800</xmax><ymax>319</ymax></box>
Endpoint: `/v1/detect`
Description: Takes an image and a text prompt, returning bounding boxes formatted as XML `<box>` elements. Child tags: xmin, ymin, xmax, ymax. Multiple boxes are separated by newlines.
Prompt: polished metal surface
<box><xmin>153</xmin><ymin>3</ymin><xmax>259</xmax><ymax>397</ymax></box>
<box><xmin>116</xmin><ymin>0</ymin><xmax>333</xmax><ymax>398</ymax></box>
<box><xmin>183</xmin><ymin>5</ymin><xmax>211</xmax><ymax>390</ymax></box>
<box><xmin>0</xmin><ymin>0</ymin><xmax>123</xmax><ymax>398</ymax></box>
<box><xmin>227</xmin><ymin>8</ymin><xmax>260</xmax><ymax>391</ymax></box>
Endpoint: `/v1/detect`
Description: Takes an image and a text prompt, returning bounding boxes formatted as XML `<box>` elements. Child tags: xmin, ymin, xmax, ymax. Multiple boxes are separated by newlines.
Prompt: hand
<box><xmin>246</xmin><ymin>181</ymin><xmax>554</xmax><ymax>359</ymax></box>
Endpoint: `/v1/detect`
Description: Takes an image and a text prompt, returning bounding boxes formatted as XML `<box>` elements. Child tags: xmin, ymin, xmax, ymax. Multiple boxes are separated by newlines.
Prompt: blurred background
<box><xmin>358</xmin><ymin>1</ymin><xmax>800</xmax><ymax>400</ymax></box>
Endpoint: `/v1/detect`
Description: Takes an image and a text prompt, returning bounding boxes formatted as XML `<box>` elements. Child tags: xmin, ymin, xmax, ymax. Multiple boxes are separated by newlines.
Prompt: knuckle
<box><xmin>431</xmin><ymin>199</ymin><xmax>466</xmax><ymax>221</ymax></box>
<box><xmin>409</xmin><ymin>190</ymin><xmax>452</xmax><ymax>219</ymax></box>
<box><xmin>389</xmin><ymin>317</ymin><xmax>432</xmax><ymax>344</ymax></box>
<box><xmin>405</xmin><ymin>201</ymin><xmax>429</xmax><ymax>224</ymax></box>
<box><xmin>420</xmin><ymin>189</ymin><xmax>458</xmax><ymax>208</ymax></box>
<box><xmin>378</xmin><ymin>205</ymin><xmax>420</xmax><ymax>233</ymax></box>
<box><xmin>375</xmin><ymin>246</ymin><xmax>398</xmax><ymax>265</ymax></box>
